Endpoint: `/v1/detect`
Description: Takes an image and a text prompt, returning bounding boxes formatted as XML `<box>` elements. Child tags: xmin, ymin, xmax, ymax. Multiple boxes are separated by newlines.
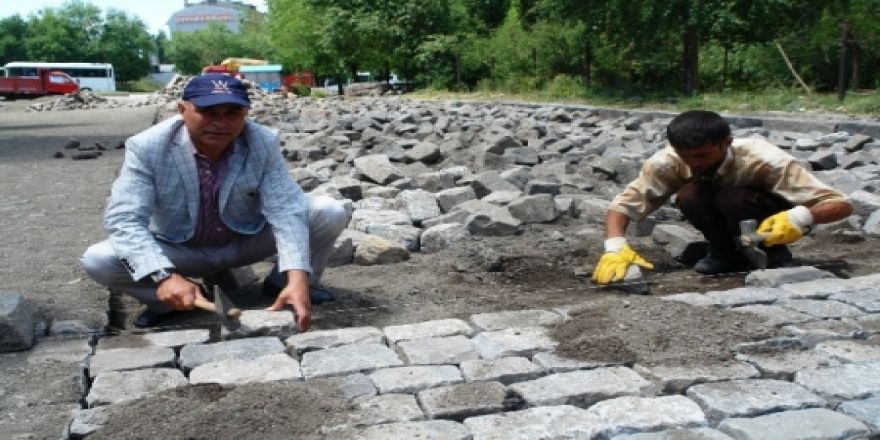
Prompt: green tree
<box><xmin>25</xmin><ymin>7</ymin><xmax>89</xmax><ymax>61</ymax></box>
<box><xmin>0</xmin><ymin>15</ymin><xmax>29</xmax><ymax>65</ymax></box>
<box><xmin>154</xmin><ymin>31</ymin><xmax>170</xmax><ymax>64</ymax></box>
<box><xmin>96</xmin><ymin>9</ymin><xmax>154</xmax><ymax>82</ymax></box>
<box><xmin>168</xmin><ymin>22</ymin><xmax>248</xmax><ymax>74</ymax></box>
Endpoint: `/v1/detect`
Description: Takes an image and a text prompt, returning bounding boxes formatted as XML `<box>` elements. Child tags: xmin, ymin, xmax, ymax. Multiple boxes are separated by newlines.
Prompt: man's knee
<box><xmin>309</xmin><ymin>196</ymin><xmax>351</xmax><ymax>235</ymax></box>
<box><xmin>81</xmin><ymin>241</ymin><xmax>125</xmax><ymax>285</ymax></box>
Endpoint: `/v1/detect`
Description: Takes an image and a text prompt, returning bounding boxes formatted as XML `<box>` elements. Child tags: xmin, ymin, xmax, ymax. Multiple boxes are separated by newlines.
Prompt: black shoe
<box><xmin>134</xmin><ymin>308</ymin><xmax>186</xmax><ymax>328</ymax></box>
<box><xmin>693</xmin><ymin>254</ymin><xmax>750</xmax><ymax>275</ymax></box>
<box><xmin>766</xmin><ymin>246</ymin><xmax>794</xmax><ymax>269</ymax></box>
<box><xmin>261</xmin><ymin>280</ymin><xmax>337</xmax><ymax>304</ymax></box>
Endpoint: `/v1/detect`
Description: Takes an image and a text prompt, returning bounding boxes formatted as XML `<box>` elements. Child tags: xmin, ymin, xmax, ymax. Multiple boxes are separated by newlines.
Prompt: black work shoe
<box><xmin>134</xmin><ymin>308</ymin><xmax>186</xmax><ymax>328</ymax></box>
<box><xmin>693</xmin><ymin>254</ymin><xmax>750</xmax><ymax>275</ymax></box>
<box><xmin>766</xmin><ymin>246</ymin><xmax>795</xmax><ymax>269</ymax></box>
<box><xmin>261</xmin><ymin>279</ymin><xmax>337</xmax><ymax>304</ymax></box>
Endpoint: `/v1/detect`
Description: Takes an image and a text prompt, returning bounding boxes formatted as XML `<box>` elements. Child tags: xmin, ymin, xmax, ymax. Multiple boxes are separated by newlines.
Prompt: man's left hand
<box><xmin>758</xmin><ymin>206</ymin><xmax>813</xmax><ymax>246</ymax></box>
<box><xmin>266</xmin><ymin>270</ymin><xmax>312</xmax><ymax>331</ymax></box>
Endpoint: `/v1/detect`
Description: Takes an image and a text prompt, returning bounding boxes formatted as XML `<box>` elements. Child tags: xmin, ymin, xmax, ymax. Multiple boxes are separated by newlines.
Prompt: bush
<box><xmin>290</xmin><ymin>84</ymin><xmax>311</xmax><ymax>96</ymax></box>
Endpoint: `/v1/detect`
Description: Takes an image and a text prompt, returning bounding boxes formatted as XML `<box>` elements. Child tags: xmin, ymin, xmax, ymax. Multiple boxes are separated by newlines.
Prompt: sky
<box><xmin>1</xmin><ymin>0</ymin><xmax>267</xmax><ymax>35</ymax></box>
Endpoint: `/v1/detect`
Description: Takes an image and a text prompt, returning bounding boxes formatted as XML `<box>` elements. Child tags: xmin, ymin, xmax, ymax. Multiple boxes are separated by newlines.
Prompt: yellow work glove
<box><xmin>757</xmin><ymin>206</ymin><xmax>813</xmax><ymax>246</ymax></box>
<box><xmin>592</xmin><ymin>237</ymin><xmax>654</xmax><ymax>285</ymax></box>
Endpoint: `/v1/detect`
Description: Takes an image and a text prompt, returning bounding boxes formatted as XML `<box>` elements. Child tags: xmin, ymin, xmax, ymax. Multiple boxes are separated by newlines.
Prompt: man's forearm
<box><xmin>809</xmin><ymin>201</ymin><xmax>853</xmax><ymax>225</ymax></box>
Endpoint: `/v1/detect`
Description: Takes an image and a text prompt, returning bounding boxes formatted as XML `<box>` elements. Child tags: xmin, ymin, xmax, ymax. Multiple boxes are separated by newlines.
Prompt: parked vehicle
<box><xmin>0</xmin><ymin>69</ymin><xmax>79</xmax><ymax>99</ymax></box>
<box><xmin>3</xmin><ymin>62</ymin><xmax>115</xmax><ymax>92</ymax></box>
<box><xmin>239</xmin><ymin>64</ymin><xmax>283</xmax><ymax>92</ymax></box>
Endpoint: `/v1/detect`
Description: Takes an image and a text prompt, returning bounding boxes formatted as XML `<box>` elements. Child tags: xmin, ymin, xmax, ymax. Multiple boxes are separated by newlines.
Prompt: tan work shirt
<box><xmin>609</xmin><ymin>137</ymin><xmax>849</xmax><ymax>221</ymax></box>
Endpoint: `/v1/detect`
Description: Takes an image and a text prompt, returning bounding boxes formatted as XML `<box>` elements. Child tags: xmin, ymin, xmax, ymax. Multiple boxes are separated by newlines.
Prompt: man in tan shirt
<box><xmin>593</xmin><ymin>110</ymin><xmax>853</xmax><ymax>283</ymax></box>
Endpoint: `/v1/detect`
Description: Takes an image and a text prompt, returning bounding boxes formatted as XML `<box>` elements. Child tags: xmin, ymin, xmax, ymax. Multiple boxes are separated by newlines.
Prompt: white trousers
<box><xmin>82</xmin><ymin>196</ymin><xmax>349</xmax><ymax>312</ymax></box>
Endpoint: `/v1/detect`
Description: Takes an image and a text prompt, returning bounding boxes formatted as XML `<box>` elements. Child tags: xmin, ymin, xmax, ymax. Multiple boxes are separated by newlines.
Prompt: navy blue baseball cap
<box><xmin>183</xmin><ymin>73</ymin><xmax>251</xmax><ymax>108</ymax></box>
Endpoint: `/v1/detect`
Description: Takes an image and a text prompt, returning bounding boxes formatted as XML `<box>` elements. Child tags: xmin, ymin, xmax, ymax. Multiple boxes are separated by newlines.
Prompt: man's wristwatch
<box><xmin>149</xmin><ymin>268</ymin><xmax>176</xmax><ymax>284</ymax></box>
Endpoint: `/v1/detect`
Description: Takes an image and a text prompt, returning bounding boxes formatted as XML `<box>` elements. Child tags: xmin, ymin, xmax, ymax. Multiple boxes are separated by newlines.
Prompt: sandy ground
<box><xmin>1</xmin><ymin>100</ymin><xmax>878</xmax><ymax>439</ymax></box>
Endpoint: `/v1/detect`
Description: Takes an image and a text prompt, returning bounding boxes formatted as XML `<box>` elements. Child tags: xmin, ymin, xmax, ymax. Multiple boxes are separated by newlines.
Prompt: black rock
<box><xmin>53</xmin><ymin>152</ymin><xmax>64</xmax><ymax>159</ymax></box>
<box><xmin>71</xmin><ymin>152</ymin><xmax>100</xmax><ymax>160</ymax></box>
<box><xmin>63</xmin><ymin>139</ymin><xmax>80</xmax><ymax>149</ymax></box>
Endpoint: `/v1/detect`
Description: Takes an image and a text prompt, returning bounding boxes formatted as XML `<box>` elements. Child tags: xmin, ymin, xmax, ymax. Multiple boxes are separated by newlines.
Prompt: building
<box><xmin>167</xmin><ymin>0</ymin><xmax>258</xmax><ymax>34</ymax></box>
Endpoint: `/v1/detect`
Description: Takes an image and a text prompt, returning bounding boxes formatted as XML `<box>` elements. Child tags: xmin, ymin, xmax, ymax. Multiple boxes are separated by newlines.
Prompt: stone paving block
<box><xmin>460</xmin><ymin>356</ymin><xmax>544</xmax><ymax>384</ymax></box>
<box><xmin>662</xmin><ymin>292</ymin><xmax>718</xmax><ymax>307</ymax></box>
<box><xmin>586</xmin><ymin>396</ymin><xmax>708</xmax><ymax>438</ymax></box>
<box><xmin>837</xmin><ymin>396</ymin><xmax>880</xmax><ymax>432</ymax></box>
<box><xmin>744</xmin><ymin>266</ymin><xmax>835</xmax><ymax>288</ymax></box>
<box><xmin>532</xmin><ymin>352</ymin><xmax>622</xmax><ymax>372</ymax></box>
<box><xmin>471</xmin><ymin>326</ymin><xmax>558</xmax><ymax>359</ymax></box>
<box><xmin>0</xmin><ymin>291</ymin><xmax>34</xmax><ymax>352</ymax></box>
<box><xmin>700</xmin><ymin>287</ymin><xmax>791</xmax><ymax>307</ymax></box>
<box><xmin>95</xmin><ymin>329</ymin><xmax>210</xmax><ymax>350</ymax></box>
<box><xmin>88</xmin><ymin>347</ymin><xmax>175</xmax><ymax>378</ymax></box>
<box><xmin>417</xmin><ymin>381</ymin><xmax>508</xmax><ymax>420</ymax></box>
<box><xmin>86</xmin><ymin>368</ymin><xmax>188</xmax><ymax>407</ymax></box>
<box><xmin>729</xmin><ymin>304</ymin><xmax>814</xmax><ymax>327</ymax></box>
<box><xmin>795</xmin><ymin>361</ymin><xmax>880</xmax><ymax>401</ymax></box>
<box><xmin>815</xmin><ymin>338</ymin><xmax>880</xmax><ymax>363</ymax></box>
<box><xmin>782</xmin><ymin>319</ymin><xmax>867</xmax><ymax>346</ymax></box>
<box><xmin>717</xmin><ymin>408</ymin><xmax>869</xmax><ymax>440</ymax></box>
<box><xmin>223</xmin><ymin>310</ymin><xmax>296</xmax><ymax>339</ymax></box>
<box><xmin>686</xmin><ymin>379</ymin><xmax>825</xmax><ymax>425</ymax></box>
<box><xmin>334</xmin><ymin>373</ymin><xmax>378</xmax><ymax>399</ymax></box>
<box><xmin>830</xmin><ymin>288</ymin><xmax>880</xmax><ymax>313</ymax></box>
<box><xmin>189</xmin><ymin>353</ymin><xmax>302</xmax><ymax>385</ymax></box>
<box><xmin>284</xmin><ymin>326</ymin><xmax>384</xmax><ymax>354</ymax></box>
<box><xmin>776</xmin><ymin>299</ymin><xmax>865</xmax><ymax>319</ymax></box>
<box><xmin>179</xmin><ymin>336</ymin><xmax>285</xmax><ymax>372</ymax></box>
<box><xmin>26</xmin><ymin>338</ymin><xmax>92</xmax><ymax>364</ymax></box>
<box><xmin>464</xmin><ymin>405</ymin><xmax>600</xmax><ymax>440</ymax></box>
<box><xmin>69</xmin><ymin>406</ymin><xmax>109</xmax><ymax>439</ymax></box>
<box><xmin>301</xmin><ymin>343</ymin><xmax>404</xmax><ymax>379</ymax></box>
<box><xmin>345</xmin><ymin>420</ymin><xmax>471</xmax><ymax>440</ymax></box>
<box><xmin>779</xmin><ymin>277</ymin><xmax>863</xmax><ymax>299</ymax></box>
<box><xmin>384</xmin><ymin>319</ymin><xmax>474</xmax><ymax>343</ymax></box>
<box><xmin>508</xmin><ymin>367</ymin><xmax>656</xmax><ymax>408</ymax></box>
<box><xmin>734</xmin><ymin>349</ymin><xmax>839</xmax><ymax>380</ymax></box>
<box><xmin>397</xmin><ymin>335</ymin><xmax>480</xmax><ymax>365</ymax></box>
<box><xmin>856</xmin><ymin>314</ymin><xmax>880</xmax><ymax>335</ymax></box>
<box><xmin>469</xmin><ymin>309</ymin><xmax>563</xmax><ymax>331</ymax></box>
<box><xmin>350</xmin><ymin>393</ymin><xmax>425</xmax><ymax>424</ymax></box>
<box><xmin>368</xmin><ymin>365</ymin><xmax>463</xmax><ymax>394</ymax></box>
<box><xmin>611</xmin><ymin>428</ymin><xmax>734</xmax><ymax>440</ymax></box>
<box><xmin>633</xmin><ymin>362</ymin><xmax>760</xmax><ymax>394</ymax></box>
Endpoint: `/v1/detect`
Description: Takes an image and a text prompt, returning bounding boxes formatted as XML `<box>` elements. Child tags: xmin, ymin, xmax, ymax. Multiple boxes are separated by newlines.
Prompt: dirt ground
<box><xmin>1</xmin><ymin>99</ymin><xmax>879</xmax><ymax>439</ymax></box>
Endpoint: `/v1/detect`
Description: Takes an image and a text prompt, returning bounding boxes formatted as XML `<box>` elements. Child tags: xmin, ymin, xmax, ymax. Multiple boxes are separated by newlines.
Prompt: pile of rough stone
<box><xmin>252</xmin><ymin>98</ymin><xmax>880</xmax><ymax>266</ymax></box>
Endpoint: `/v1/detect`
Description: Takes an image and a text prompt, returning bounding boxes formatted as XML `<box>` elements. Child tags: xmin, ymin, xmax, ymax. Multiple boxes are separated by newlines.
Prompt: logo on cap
<box><xmin>211</xmin><ymin>80</ymin><xmax>232</xmax><ymax>95</ymax></box>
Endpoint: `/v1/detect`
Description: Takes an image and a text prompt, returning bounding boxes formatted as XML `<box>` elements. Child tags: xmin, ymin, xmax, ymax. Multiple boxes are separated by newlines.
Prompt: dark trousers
<box><xmin>675</xmin><ymin>182</ymin><xmax>793</xmax><ymax>258</ymax></box>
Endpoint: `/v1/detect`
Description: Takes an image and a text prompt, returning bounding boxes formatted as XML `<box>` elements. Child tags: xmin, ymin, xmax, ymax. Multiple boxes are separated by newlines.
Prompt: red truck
<box><xmin>0</xmin><ymin>69</ymin><xmax>79</xmax><ymax>99</ymax></box>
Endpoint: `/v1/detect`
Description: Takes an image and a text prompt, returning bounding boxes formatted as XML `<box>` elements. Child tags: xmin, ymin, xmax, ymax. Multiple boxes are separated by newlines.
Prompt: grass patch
<box><xmin>411</xmin><ymin>82</ymin><xmax>880</xmax><ymax>119</ymax></box>
<box><xmin>116</xmin><ymin>77</ymin><xmax>165</xmax><ymax>93</ymax></box>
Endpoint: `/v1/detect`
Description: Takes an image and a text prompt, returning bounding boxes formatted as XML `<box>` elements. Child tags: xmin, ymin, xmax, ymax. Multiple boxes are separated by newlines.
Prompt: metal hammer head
<box><xmin>739</xmin><ymin>219</ymin><xmax>768</xmax><ymax>270</ymax></box>
<box><xmin>213</xmin><ymin>285</ymin><xmax>241</xmax><ymax>331</ymax></box>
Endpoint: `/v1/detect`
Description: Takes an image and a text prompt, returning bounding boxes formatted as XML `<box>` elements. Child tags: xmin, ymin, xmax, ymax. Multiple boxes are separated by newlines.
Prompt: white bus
<box><xmin>2</xmin><ymin>62</ymin><xmax>116</xmax><ymax>92</ymax></box>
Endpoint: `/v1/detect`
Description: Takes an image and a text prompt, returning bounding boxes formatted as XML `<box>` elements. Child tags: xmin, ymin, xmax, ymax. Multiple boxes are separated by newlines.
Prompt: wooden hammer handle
<box><xmin>193</xmin><ymin>298</ymin><xmax>242</xmax><ymax>318</ymax></box>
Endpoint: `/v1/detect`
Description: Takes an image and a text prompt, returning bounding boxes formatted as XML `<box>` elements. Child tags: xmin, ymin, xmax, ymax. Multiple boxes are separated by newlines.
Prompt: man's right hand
<box><xmin>156</xmin><ymin>274</ymin><xmax>205</xmax><ymax>310</ymax></box>
<box><xmin>591</xmin><ymin>238</ymin><xmax>654</xmax><ymax>285</ymax></box>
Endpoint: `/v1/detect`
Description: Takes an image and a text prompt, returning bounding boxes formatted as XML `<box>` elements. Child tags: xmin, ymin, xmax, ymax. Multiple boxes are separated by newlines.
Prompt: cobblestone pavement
<box><xmin>64</xmin><ymin>267</ymin><xmax>880</xmax><ymax>439</ymax></box>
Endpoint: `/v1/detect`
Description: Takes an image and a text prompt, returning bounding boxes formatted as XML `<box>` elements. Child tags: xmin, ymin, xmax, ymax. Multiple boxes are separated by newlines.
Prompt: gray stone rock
<box><xmin>87</xmin><ymin>368</ymin><xmax>188</xmax><ymax>407</ymax></box>
<box><xmin>531</xmin><ymin>352</ymin><xmax>623</xmax><ymax>372</ymax></box>
<box><xmin>417</xmin><ymin>381</ymin><xmax>508</xmax><ymax>420</ymax></box>
<box><xmin>459</xmin><ymin>357</ymin><xmax>544</xmax><ymax>384</ymax></box>
<box><xmin>189</xmin><ymin>353</ymin><xmax>302</xmax><ymax>385</ymax></box>
<box><xmin>776</xmin><ymin>298</ymin><xmax>865</xmax><ymax>319</ymax></box>
<box><xmin>850</xmin><ymin>189</ymin><xmax>880</xmax><ymax>217</ymax></box>
<box><xmin>397</xmin><ymin>189</ymin><xmax>441</xmax><ymax>223</ymax></box>
<box><xmin>436</xmin><ymin>186</ymin><xmax>477</xmax><ymax>213</ymax></box>
<box><xmin>365</xmin><ymin>223</ymin><xmax>422</xmax><ymax>251</ymax></box>
<box><xmin>814</xmin><ymin>338</ymin><xmax>880</xmax><ymax>363</ymax></box>
<box><xmin>178</xmin><ymin>336</ymin><xmax>286</xmax><ymax>372</ymax></box>
<box><xmin>633</xmin><ymin>362</ymin><xmax>760</xmax><ymax>394</ymax></box>
<box><xmin>508</xmin><ymin>367</ymin><xmax>656</xmax><ymax>407</ymax></box>
<box><xmin>353</xmin><ymin>235</ymin><xmax>410</xmax><ymax>265</ymax></box>
<box><xmin>744</xmin><ymin>266</ymin><xmax>836</xmax><ymax>287</ymax></box>
<box><xmin>332</xmin><ymin>394</ymin><xmax>424</xmax><ymax>429</ymax></box>
<box><xmin>717</xmin><ymin>408</ymin><xmax>869</xmax><ymax>440</ymax></box>
<box><xmin>469</xmin><ymin>309</ymin><xmax>563</xmax><ymax>331</ymax></box>
<box><xmin>345</xmin><ymin>420</ymin><xmax>470</xmax><ymax>440</ymax></box>
<box><xmin>686</xmin><ymin>379</ymin><xmax>825</xmax><ymax>424</ymax></box>
<box><xmin>829</xmin><ymin>288</ymin><xmax>880</xmax><ymax>313</ymax></box>
<box><xmin>354</xmin><ymin>154</ymin><xmax>405</xmax><ymax>185</ymax></box>
<box><xmin>421</xmin><ymin>223</ymin><xmax>470</xmax><ymax>253</ymax></box>
<box><xmin>651</xmin><ymin>223</ymin><xmax>706</xmax><ymax>263</ymax></box>
<box><xmin>397</xmin><ymin>335</ymin><xmax>480</xmax><ymax>365</ymax></box>
<box><xmin>69</xmin><ymin>407</ymin><xmax>109</xmax><ymax>439</ymax></box>
<box><xmin>729</xmin><ymin>304</ymin><xmax>814</xmax><ymax>327</ymax></box>
<box><xmin>506</xmin><ymin>194</ymin><xmax>560</xmax><ymax>223</ymax></box>
<box><xmin>301</xmin><ymin>343</ymin><xmax>404</xmax><ymax>379</ymax></box>
<box><xmin>794</xmin><ymin>361</ymin><xmax>880</xmax><ymax>401</ymax></box>
<box><xmin>611</xmin><ymin>428</ymin><xmax>734</xmax><ymax>440</ymax></box>
<box><xmin>464</xmin><ymin>405</ymin><xmax>600</xmax><ymax>440</ymax></box>
<box><xmin>471</xmin><ymin>326</ymin><xmax>558</xmax><ymax>359</ymax></box>
<box><xmin>285</xmin><ymin>326</ymin><xmax>384</xmax><ymax>354</ymax></box>
<box><xmin>586</xmin><ymin>395</ymin><xmax>708</xmax><ymax>438</ymax></box>
<box><xmin>0</xmin><ymin>292</ymin><xmax>34</xmax><ymax>352</ymax></box>
<box><xmin>368</xmin><ymin>365</ymin><xmax>463</xmax><ymax>394</ymax></box>
<box><xmin>837</xmin><ymin>396</ymin><xmax>880</xmax><ymax>432</ymax></box>
<box><xmin>465</xmin><ymin>208</ymin><xmax>522</xmax><ymax>236</ymax></box>
<box><xmin>88</xmin><ymin>347</ymin><xmax>175</xmax><ymax>378</ymax></box>
<box><xmin>735</xmin><ymin>349</ymin><xmax>838</xmax><ymax>380</ymax></box>
<box><xmin>224</xmin><ymin>310</ymin><xmax>296</xmax><ymax>339</ymax></box>
<box><xmin>384</xmin><ymin>319</ymin><xmax>475</xmax><ymax>343</ymax></box>
<box><xmin>95</xmin><ymin>329</ymin><xmax>210</xmax><ymax>350</ymax></box>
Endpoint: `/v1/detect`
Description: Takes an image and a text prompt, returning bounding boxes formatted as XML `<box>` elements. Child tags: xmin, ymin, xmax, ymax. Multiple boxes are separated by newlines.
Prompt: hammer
<box><xmin>193</xmin><ymin>285</ymin><xmax>242</xmax><ymax>331</ymax></box>
<box><xmin>738</xmin><ymin>219</ymin><xmax>768</xmax><ymax>270</ymax></box>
